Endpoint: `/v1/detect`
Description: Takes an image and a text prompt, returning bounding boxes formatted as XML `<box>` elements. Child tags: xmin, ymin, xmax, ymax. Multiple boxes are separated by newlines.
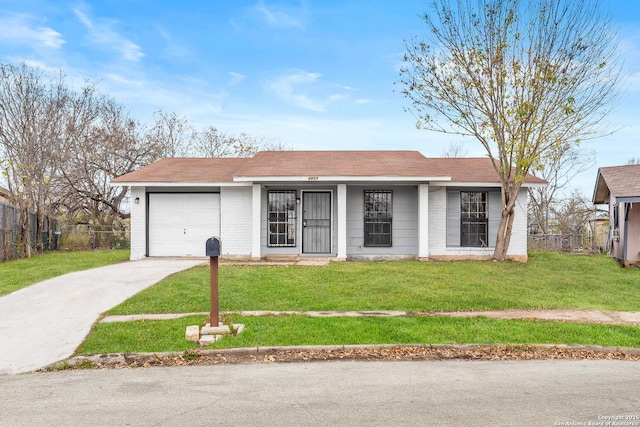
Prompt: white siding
<box><xmin>129</xmin><ymin>186</ymin><xmax>147</xmax><ymax>260</ymax></box>
<box><xmin>506</xmin><ymin>188</ymin><xmax>528</xmax><ymax>256</ymax></box>
<box><xmin>488</xmin><ymin>191</ymin><xmax>502</xmax><ymax>247</ymax></box>
<box><xmin>418</xmin><ymin>184</ymin><xmax>429</xmax><ymax>258</ymax></box>
<box><xmin>220</xmin><ymin>187</ymin><xmax>253</xmax><ymax>256</ymax></box>
<box><xmin>446</xmin><ymin>191</ymin><xmax>460</xmax><ymax>246</ymax></box>
<box><xmin>428</xmin><ymin>186</ymin><xmax>447</xmax><ymax>255</ymax></box>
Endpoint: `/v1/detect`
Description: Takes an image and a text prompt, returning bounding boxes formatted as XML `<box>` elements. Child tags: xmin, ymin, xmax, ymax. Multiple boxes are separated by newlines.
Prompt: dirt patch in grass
<box><xmin>45</xmin><ymin>344</ymin><xmax>640</xmax><ymax>371</ymax></box>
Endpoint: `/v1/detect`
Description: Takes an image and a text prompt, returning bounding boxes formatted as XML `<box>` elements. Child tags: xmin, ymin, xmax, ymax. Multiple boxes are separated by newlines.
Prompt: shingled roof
<box><xmin>111</xmin><ymin>158</ymin><xmax>249</xmax><ymax>184</ymax></box>
<box><xmin>593</xmin><ymin>164</ymin><xmax>640</xmax><ymax>204</ymax></box>
<box><xmin>111</xmin><ymin>151</ymin><xmax>546</xmax><ymax>185</ymax></box>
<box><xmin>233</xmin><ymin>151</ymin><xmax>438</xmax><ymax>178</ymax></box>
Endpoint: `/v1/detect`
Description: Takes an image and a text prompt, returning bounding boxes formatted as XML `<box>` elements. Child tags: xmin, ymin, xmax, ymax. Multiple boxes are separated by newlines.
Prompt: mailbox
<box><xmin>205</xmin><ymin>237</ymin><xmax>222</xmax><ymax>257</ymax></box>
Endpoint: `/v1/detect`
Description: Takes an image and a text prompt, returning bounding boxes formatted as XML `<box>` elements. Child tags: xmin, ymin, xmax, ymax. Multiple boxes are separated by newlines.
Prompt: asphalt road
<box><xmin>2</xmin><ymin>359</ymin><xmax>639</xmax><ymax>426</ymax></box>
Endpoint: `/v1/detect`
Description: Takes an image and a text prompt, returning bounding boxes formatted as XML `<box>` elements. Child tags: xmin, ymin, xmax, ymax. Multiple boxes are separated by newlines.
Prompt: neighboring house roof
<box><xmin>111</xmin><ymin>151</ymin><xmax>546</xmax><ymax>186</ymax></box>
<box><xmin>0</xmin><ymin>186</ymin><xmax>10</xmax><ymax>203</ymax></box>
<box><xmin>593</xmin><ymin>164</ymin><xmax>640</xmax><ymax>204</ymax></box>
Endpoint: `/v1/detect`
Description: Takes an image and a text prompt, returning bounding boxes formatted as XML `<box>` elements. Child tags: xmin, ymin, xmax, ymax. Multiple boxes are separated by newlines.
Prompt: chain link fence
<box><xmin>1</xmin><ymin>201</ymin><xmax>129</xmax><ymax>262</ymax></box>
<box><xmin>56</xmin><ymin>228</ymin><xmax>130</xmax><ymax>251</ymax></box>
<box><xmin>527</xmin><ymin>233</ymin><xmax>610</xmax><ymax>254</ymax></box>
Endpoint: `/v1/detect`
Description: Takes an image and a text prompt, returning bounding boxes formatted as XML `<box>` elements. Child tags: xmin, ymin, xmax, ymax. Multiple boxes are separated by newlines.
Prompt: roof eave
<box><xmin>233</xmin><ymin>175</ymin><xmax>453</xmax><ymax>183</ymax></box>
<box><xmin>430</xmin><ymin>181</ymin><xmax>545</xmax><ymax>188</ymax></box>
<box><xmin>109</xmin><ymin>181</ymin><xmax>250</xmax><ymax>187</ymax></box>
<box><xmin>592</xmin><ymin>171</ymin><xmax>609</xmax><ymax>204</ymax></box>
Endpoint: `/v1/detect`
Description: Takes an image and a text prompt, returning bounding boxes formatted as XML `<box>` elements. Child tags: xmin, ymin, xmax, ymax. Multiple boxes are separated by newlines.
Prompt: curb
<box><xmin>44</xmin><ymin>343</ymin><xmax>640</xmax><ymax>371</ymax></box>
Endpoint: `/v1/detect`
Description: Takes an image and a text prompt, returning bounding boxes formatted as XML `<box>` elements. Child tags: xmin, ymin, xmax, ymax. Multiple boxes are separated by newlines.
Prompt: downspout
<box><xmin>623</xmin><ymin>203</ymin><xmax>630</xmax><ymax>265</ymax></box>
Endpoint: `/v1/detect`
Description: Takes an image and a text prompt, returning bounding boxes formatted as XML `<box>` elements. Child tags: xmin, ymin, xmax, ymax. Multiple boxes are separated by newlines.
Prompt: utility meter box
<box><xmin>205</xmin><ymin>237</ymin><xmax>221</xmax><ymax>257</ymax></box>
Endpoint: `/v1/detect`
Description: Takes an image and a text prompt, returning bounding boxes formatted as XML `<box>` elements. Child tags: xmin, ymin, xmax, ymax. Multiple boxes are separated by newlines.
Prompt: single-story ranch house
<box><xmin>111</xmin><ymin>150</ymin><xmax>545</xmax><ymax>262</ymax></box>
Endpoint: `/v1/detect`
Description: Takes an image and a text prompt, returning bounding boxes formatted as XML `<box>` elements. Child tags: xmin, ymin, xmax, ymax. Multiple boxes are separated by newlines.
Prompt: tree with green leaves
<box><xmin>400</xmin><ymin>0</ymin><xmax>621</xmax><ymax>260</ymax></box>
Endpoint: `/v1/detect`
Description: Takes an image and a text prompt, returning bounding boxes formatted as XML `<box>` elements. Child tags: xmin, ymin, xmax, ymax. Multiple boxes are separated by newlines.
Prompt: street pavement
<box><xmin>1</xmin><ymin>359</ymin><xmax>639</xmax><ymax>426</ymax></box>
<box><xmin>0</xmin><ymin>259</ymin><xmax>204</xmax><ymax>375</ymax></box>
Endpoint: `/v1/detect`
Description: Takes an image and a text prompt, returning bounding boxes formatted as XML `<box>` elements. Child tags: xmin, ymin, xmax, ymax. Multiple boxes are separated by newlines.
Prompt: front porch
<box><xmin>249</xmin><ymin>183</ymin><xmax>431</xmax><ymax>261</ymax></box>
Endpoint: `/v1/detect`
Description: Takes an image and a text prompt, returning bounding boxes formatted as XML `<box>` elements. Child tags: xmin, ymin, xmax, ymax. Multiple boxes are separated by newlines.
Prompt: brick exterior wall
<box><xmin>129</xmin><ymin>186</ymin><xmax>147</xmax><ymax>260</ymax></box>
<box><xmin>428</xmin><ymin>186</ymin><xmax>528</xmax><ymax>260</ymax></box>
<box><xmin>220</xmin><ymin>187</ymin><xmax>253</xmax><ymax>257</ymax></box>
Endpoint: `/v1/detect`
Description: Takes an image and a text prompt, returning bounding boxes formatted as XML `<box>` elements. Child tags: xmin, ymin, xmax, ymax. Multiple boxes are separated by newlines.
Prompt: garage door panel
<box><xmin>148</xmin><ymin>193</ymin><xmax>220</xmax><ymax>257</ymax></box>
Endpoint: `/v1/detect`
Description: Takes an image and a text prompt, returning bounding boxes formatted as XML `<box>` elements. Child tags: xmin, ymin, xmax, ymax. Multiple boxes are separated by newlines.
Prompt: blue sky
<box><xmin>0</xmin><ymin>0</ymin><xmax>639</xmax><ymax>197</ymax></box>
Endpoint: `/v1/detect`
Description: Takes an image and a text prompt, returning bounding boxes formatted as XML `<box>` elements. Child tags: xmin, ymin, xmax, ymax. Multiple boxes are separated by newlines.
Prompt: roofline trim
<box><xmin>232</xmin><ymin>175</ymin><xmax>453</xmax><ymax>183</ymax></box>
<box><xmin>615</xmin><ymin>196</ymin><xmax>640</xmax><ymax>203</ymax></box>
<box><xmin>109</xmin><ymin>181</ymin><xmax>251</xmax><ymax>187</ymax></box>
<box><xmin>430</xmin><ymin>181</ymin><xmax>545</xmax><ymax>188</ymax></box>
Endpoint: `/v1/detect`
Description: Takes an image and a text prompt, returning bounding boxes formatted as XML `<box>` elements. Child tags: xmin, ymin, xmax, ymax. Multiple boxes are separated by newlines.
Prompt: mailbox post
<box><xmin>205</xmin><ymin>237</ymin><xmax>222</xmax><ymax>326</ymax></box>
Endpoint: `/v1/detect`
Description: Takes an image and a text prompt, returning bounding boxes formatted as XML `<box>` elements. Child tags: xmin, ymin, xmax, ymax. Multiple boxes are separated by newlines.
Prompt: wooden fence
<box><xmin>0</xmin><ymin>202</ymin><xmax>58</xmax><ymax>262</ymax></box>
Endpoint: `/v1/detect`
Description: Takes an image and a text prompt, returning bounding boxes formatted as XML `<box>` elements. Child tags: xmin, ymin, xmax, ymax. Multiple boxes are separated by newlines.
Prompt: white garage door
<box><xmin>148</xmin><ymin>193</ymin><xmax>220</xmax><ymax>257</ymax></box>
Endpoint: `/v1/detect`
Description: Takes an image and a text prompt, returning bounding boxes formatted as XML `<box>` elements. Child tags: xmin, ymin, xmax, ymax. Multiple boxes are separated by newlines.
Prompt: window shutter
<box><xmin>488</xmin><ymin>191</ymin><xmax>501</xmax><ymax>247</ymax></box>
<box><xmin>446</xmin><ymin>191</ymin><xmax>460</xmax><ymax>246</ymax></box>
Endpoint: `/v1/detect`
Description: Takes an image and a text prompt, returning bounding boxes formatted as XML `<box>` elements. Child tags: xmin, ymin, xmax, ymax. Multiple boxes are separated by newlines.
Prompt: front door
<box><xmin>302</xmin><ymin>192</ymin><xmax>331</xmax><ymax>254</ymax></box>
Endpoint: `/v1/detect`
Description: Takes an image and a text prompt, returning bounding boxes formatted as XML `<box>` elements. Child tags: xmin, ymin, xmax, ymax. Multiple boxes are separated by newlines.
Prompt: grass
<box><xmin>0</xmin><ymin>250</ymin><xmax>130</xmax><ymax>296</ymax></box>
<box><xmin>72</xmin><ymin>252</ymin><xmax>640</xmax><ymax>355</ymax></box>
<box><xmin>77</xmin><ymin>314</ymin><xmax>640</xmax><ymax>354</ymax></box>
<box><xmin>107</xmin><ymin>252</ymin><xmax>640</xmax><ymax>314</ymax></box>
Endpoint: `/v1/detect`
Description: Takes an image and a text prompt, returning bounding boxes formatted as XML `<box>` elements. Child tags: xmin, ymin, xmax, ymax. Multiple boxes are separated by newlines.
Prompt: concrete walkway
<box><xmin>0</xmin><ymin>259</ymin><xmax>204</xmax><ymax>375</ymax></box>
<box><xmin>101</xmin><ymin>309</ymin><xmax>640</xmax><ymax>326</ymax></box>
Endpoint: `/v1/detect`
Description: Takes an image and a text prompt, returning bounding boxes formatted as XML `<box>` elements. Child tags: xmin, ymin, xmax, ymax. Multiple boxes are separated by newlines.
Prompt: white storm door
<box><xmin>148</xmin><ymin>193</ymin><xmax>220</xmax><ymax>257</ymax></box>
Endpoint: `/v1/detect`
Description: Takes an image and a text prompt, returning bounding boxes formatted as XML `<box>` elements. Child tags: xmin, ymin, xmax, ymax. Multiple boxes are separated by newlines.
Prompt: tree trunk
<box><xmin>493</xmin><ymin>185</ymin><xmax>520</xmax><ymax>261</ymax></box>
<box><xmin>20</xmin><ymin>207</ymin><xmax>31</xmax><ymax>258</ymax></box>
<box><xmin>493</xmin><ymin>209</ymin><xmax>510</xmax><ymax>261</ymax></box>
<box><xmin>35</xmin><ymin>211</ymin><xmax>44</xmax><ymax>254</ymax></box>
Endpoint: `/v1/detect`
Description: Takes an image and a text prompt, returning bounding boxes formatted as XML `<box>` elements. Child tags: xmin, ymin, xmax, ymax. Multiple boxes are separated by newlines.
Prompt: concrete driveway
<box><xmin>0</xmin><ymin>258</ymin><xmax>204</xmax><ymax>375</ymax></box>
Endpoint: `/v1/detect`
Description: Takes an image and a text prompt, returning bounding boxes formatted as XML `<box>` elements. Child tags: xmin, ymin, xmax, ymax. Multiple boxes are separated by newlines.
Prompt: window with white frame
<box><xmin>267</xmin><ymin>191</ymin><xmax>296</xmax><ymax>247</ymax></box>
<box><xmin>364</xmin><ymin>190</ymin><xmax>392</xmax><ymax>247</ymax></box>
<box><xmin>460</xmin><ymin>191</ymin><xmax>488</xmax><ymax>247</ymax></box>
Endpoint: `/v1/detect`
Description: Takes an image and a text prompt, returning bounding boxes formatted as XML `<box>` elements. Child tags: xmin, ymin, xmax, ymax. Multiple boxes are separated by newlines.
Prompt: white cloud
<box><xmin>73</xmin><ymin>8</ymin><xmax>144</xmax><ymax>62</ymax></box>
<box><xmin>104</xmin><ymin>73</ymin><xmax>144</xmax><ymax>87</ymax></box>
<box><xmin>267</xmin><ymin>70</ymin><xmax>326</xmax><ymax>111</ymax></box>
<box><xmin>228</xmin><ymin>72</ymin><xmax>246</xmax><ymax>86</ymax></box>
<box><xmin>253</xmin><ymin>1</ymin><xmax>304</xmax><ymax>29</ymax></box>
<box><xmin>156</xmin><ymin>25</ymin><xmax>191</xmax><ymax>59</ymax></box>
<box><xmin>73</xmin><ymin>9</ymin><xmax>93</xmax><ymax>28</ymax></box>
<box><xmin>266</xmin><ymin>70</ymin><xmax>358</xmax><ymax>112</ymax></box>
<box><xmin>0</xmin><ymin>13</ymin><xmax>64</xmax><ymax>49</ymax></box>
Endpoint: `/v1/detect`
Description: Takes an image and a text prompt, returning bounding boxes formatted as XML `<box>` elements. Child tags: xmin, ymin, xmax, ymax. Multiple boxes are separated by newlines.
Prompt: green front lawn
<box><xmin>108</xmin><ymin>252</ymin><xmax>640</xmax><ymax>314</ymax></box>
<box><xmin>78</xmin><ymin>314</ymin><xmax>640</xmax><ymax>354</ymax></box>
<box><xmin>0</xmin><ymin>250</ymin><xmax>130</xmax><ymax>296</ymax></box>
<box><xmin>75</xmin><ymin>252</ymin><xmax>640</xmax><ymax>354</ymax></box>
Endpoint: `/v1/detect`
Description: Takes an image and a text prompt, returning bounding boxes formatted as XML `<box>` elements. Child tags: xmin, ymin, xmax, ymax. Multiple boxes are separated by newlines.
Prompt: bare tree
<box><xmin>193</xmin><ymin>127</ymin><xmax>290</xmax><ymax>158</ymax></box>
<box><xmin>193</xmin><ymin>127</ymin><xmax>257</xmax><ymax>158</ymax></box>
<box><xmin>528</xmin><ymin>143</ymin><xmax>595</xmax><ymax>234</ymax></box>
<box><xmin>60</xmin><ymin>98</ymin><xmax>154</xmax><ymax>226</ymax></box>
<box><xmin>0</xmin><ymin>63</ymin><xmax>72</xmax><ymax>255</ymax></box>
<box><xmin>442</xmin><ymin>141</ymin><xmax>468</xmax><ymax>158</ymax></box>
<box><xmin>400</xmin><ymin>0</ymin><xmax>621</xmax><ymax>260</ymax></box>
<box><xmin>146</xmin><ymin>109</ymin><xmax>195</xmax><ymax>158</ymax></box>
<box><xmin>552</xmin><ymin>190</ymin><xmax>594</xmax><ymax>236</ymax></box>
